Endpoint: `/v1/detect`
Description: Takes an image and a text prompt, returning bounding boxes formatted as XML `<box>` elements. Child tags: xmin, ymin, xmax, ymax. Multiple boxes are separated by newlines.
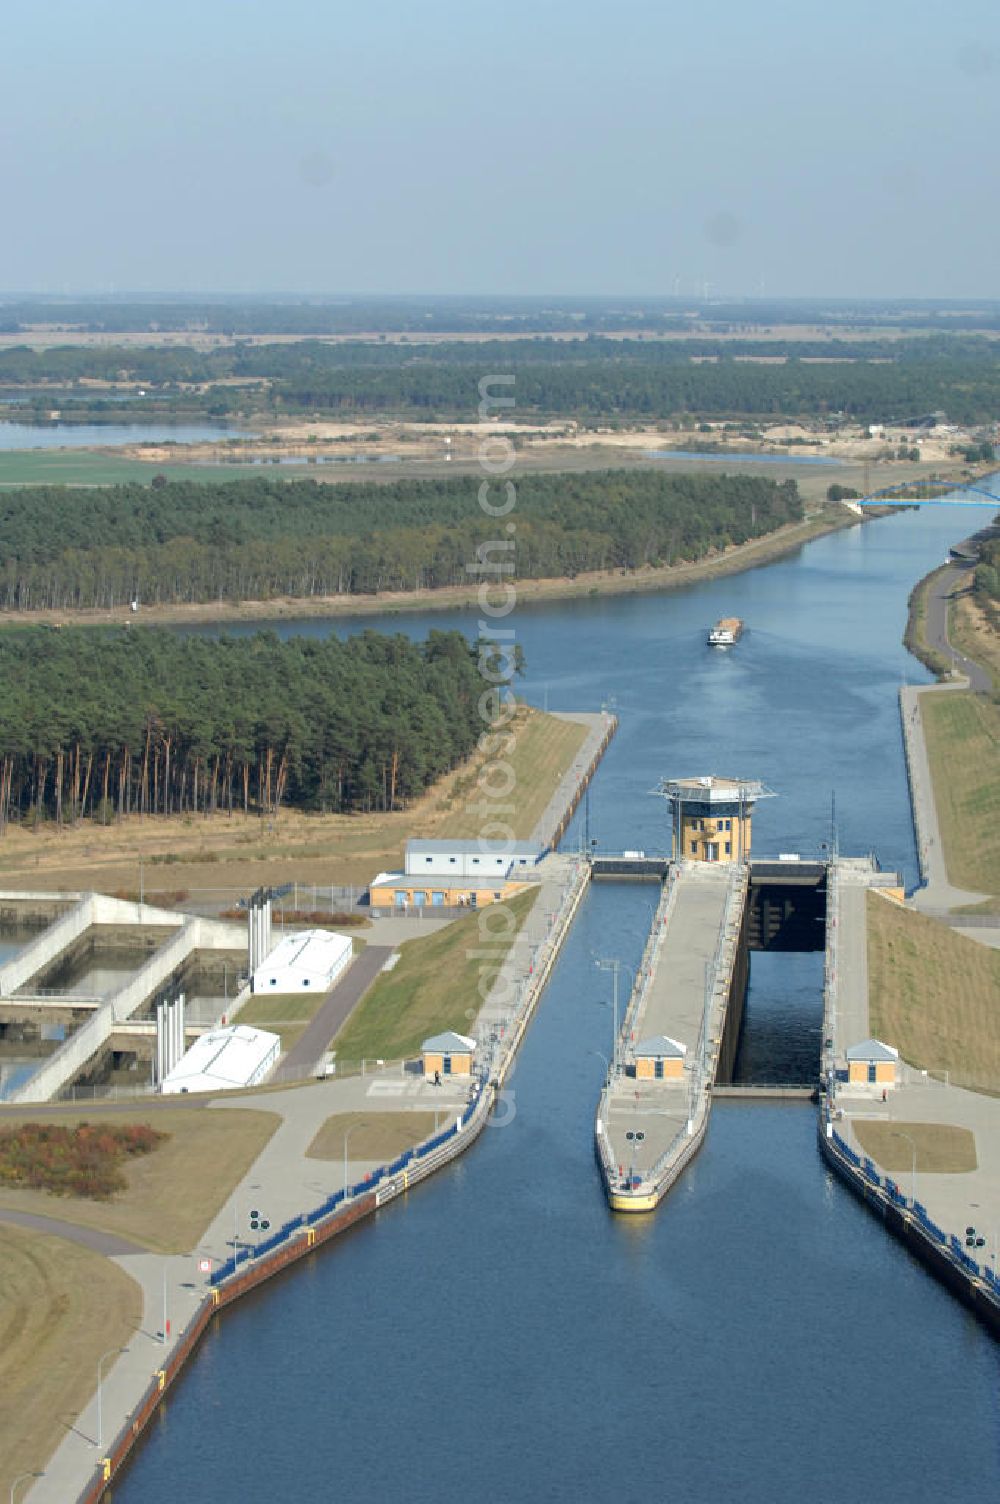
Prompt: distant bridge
<box><xmin>860</xmin><ymin>476</ymin><xmax>999</xmax><ymax>509</ymax></box>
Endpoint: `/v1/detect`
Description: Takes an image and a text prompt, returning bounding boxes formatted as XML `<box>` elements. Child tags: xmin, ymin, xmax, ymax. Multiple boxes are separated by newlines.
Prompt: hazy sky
<box><xmin>3</xmin><ymin>0</ymin><xmax>999</xmax><ymax>298</ymax></box>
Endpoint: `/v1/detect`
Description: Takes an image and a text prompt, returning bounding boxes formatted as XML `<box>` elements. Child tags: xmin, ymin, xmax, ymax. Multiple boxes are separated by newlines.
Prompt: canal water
<box><xmin>0</xmin><ymin>420</ymin><xmax>245</xmax><ymax>449</ymax></box>
<box><xmin>115</xmin><ymin>504</ymin><xmax>1000</xmax><ymax>1500</ymax></box>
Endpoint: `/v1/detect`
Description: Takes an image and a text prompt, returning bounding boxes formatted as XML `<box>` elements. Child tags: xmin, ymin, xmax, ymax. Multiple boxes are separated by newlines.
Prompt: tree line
<box><xmin>973</xmin><ymin>523</ymin><xmax>1000</xmax><ymax>631</ymax></box>
<box><xmin>5</xmin><ymin>334</ymin><xmax>1000</xmax><ymax>423</ymax></box>
<box><xmin>0</xmin><ymin>627</ymin><xmax>490</xmax><ymax>827</ymax></box>
<box><xmin>0</xmin><ymin>471</ymin><xmax>802</xmax><ymax>610</ymax></box>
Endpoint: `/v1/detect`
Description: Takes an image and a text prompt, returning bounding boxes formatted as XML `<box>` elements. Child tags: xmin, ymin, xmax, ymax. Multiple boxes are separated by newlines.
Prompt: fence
<box><xmin>824</xmin><ymin>1120</ymin><xmax>1000</xmax><ymax>1327</ymax></box>
<box><xmin>75</xmin><ymin>850</ymin><xmax>593</xmax><ymax>1501</ymax></box>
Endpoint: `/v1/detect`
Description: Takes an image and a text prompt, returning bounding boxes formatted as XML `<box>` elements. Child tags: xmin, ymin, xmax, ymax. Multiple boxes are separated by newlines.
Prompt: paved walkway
<box><xmin>23</xmin><ymin>848</ymin><xmax>589</xmax><ymax>1504</ymax></box>
<box><xmin>827</xmin><ymin>859</ymin><xmax>1000</xmax><ymax>1280</ymax></box>
<box><xmin>277</xmin><ymin>944</ymin><xmax>394</xmax><ymax>1074</ymax></box>
<box><xmin>602</xmin><ymin>863</ymin><xmax>736</xmax><ymax>1187</ymax></box>
<box><xmin>0</xmin><ymin>1208</ymin><xmax>143</xmax><ymax>1256</ymax></box>
<box><xmin>899</xmin><ymin>681</ymin><xmax>991</xmax><ymax>918</ymax></box>
<box><xmin>15</xmin><ymin>702</ymin><xmax>616</xmax><ymax>1502</ymax></box>
<box><xmin>922</xmin><ymin>562</ymin><xmax>992</xmax><ymax>693</ymax></box>
<box><xmin>530</xmin><ymin>710</ymin><xmax>615</xmax><ymax>850</ymax></box>
<box><xmin>359</xmin><ymin>915</ymin><xmax>454</xmax><ymax>945</ymax></box>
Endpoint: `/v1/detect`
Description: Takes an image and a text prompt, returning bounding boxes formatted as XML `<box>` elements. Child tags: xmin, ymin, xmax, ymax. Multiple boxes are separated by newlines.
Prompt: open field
<box><xmin>853</xmin><ymin>1120</ymin><xmax>979</xmax><ymax>1174</ymax></box>
<box><xmin>331</xmin><ymin>887</ymin><xmax>539</xmax><ymax>1062</ymax></box>
<box><xmin>0</xmin><ymin>449</ymin><xmax>254</xmax><ymax>487</ymax></box>
<box><xmin>0</xmin><ymin>707</ymin><xmax>584</xmax><ymax>898</ymax></box>
<box><xmin>919</xmin><ymin>691</ymin><xmax>1000</xmax><ymax>900</ymax></box>
<box><xmin>950</xmin><ymin>592</ymin><xmax>1000</xmax><ymax>693</ymax></box>
<box><xmin>305</xmin><ymin>1111</ymin><xmax>438</xmax><ymax>1163</ymax></box>
<box><xmin>0</xmin><ymin>1106</ymin><xmax>279</xmax><ymax>1252</ymax></box>
<box><xmin>867</xmin><ymin>892</ymin><xmax>1000</xmax><ymax>1095</ymax></box>
<box><xmin>0</xmin><ymin>1224</ymin><xmax>141</xmax><ymax>1490</ymax></box>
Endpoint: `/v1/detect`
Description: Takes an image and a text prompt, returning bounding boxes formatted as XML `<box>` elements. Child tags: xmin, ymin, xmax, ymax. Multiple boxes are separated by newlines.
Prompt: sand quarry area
<box><xmin>123</xmin><ymin>415</ymin><xmax>971</xmax><ymax>472</ymax></box>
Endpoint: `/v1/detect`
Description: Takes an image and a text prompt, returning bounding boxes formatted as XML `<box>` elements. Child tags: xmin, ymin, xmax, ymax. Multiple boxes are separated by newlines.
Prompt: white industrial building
<box><xmin>250</xmin><ymin>928</ymin><xmax>353</xmax><ymax>995</ymax></box>
<box><xmin>160</xmin><ymin>1024</ymin><xmax>280</xmax><ymax>1095</ymax></box>
<box><xmin>404</xmin><ymin>839</ymin><xmax>539</xmax><ymax>879</ymax></box>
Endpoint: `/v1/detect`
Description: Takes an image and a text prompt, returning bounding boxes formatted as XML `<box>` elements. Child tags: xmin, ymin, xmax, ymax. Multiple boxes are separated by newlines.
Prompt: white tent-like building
<box><xmin>251</xmin><ymin>929</ymin><xmax>353</xmax><ymax>996</ymax></box>
<box><xmin>160</xmin><ymin>1024</ymin><xmax>280</xmax><ymax>1095</ymax></box>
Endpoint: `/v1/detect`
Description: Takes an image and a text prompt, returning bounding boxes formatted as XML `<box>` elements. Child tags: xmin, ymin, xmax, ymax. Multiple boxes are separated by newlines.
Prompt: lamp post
<box><xmin>595</xmin><ymin>957</ymin><xmax>632</xmax><ymax>1075</ymax></box>
<box><xmin>343</xmin><ymin>1121</ymin><xmax>369</xmax><ymax>1195</ymax></box>
<box><xmin>589</xmin><ymin>1047</ymin><xmax>611</xmax><ymax>1079</ymax></box>
<box><xmin>10</xmin><ymin>1473</ymin><xmax>43</xmax><ymax>1504</ymax></box>
<box><xmin>96</xmin><ymin>1346</ymin><xmax>129</xmax><ymax>1449</ymax></box>
<box><xmin>590</xmin><ymin>1049</ymin><xmax>613</xmax><ymax>1178</ymax></box>
<box><xmin>890</xmin><ymin>1129</ymin><xmax>918</xmax><ymax>1207</ymax></box>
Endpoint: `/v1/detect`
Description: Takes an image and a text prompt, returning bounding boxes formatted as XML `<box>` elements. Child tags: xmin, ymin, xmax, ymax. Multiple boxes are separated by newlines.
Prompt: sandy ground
<box><xmin>120</xmin><ymin>417</ymin><xmax>970</xmax><ymax>471</ymax></box>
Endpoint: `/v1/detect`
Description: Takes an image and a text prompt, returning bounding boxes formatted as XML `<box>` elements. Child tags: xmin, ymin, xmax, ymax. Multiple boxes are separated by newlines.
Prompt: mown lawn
<box><xmin>331</xmin><ymin>887</ymin><xmax>539</xmax><ymax>1062</ymax></box>
<box><xmin>920</xmin><ymin>690</ymin><xmax>1000</xmax><ymax>901</ymax></box>
<box><xmin>853</xmin><ymin>1119</ymin><xmax>978</xmax><ymax>1175</ymax></box>
<box><xmin>0</xmin><ymin>1225</ymin><xmax>141</xmax><ymax>1486</ymax></box>
<box><xmin>867</xmin><ymin>891</ymin><xmax>1000</xmax><ymax>1095</ymax></box>
<box><xmin>0</xmin><ymin>1105</ymin><xmax>279</xmax><ymax>1252</ymax></box>
<box><xmin>306</xmin><ymin>1111</ymin><xmax>439</xmax><ymax>1164</ymax></box>
<box><xmin>237</xmin><ymin>992</ymin><xmax>329</xmax><ymax>1052</ymax></box>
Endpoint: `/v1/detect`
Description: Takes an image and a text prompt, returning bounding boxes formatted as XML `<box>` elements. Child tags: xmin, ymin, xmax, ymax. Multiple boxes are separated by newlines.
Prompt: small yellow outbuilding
<box><xmin>846</xmin><ymin>1038</ymin><xmax>899</xmax><ymax>1088</ymax></box>
<box><xmin>633</xmin><ymin>1035</ymin><xmax>687</xmax><ymax>1081</ymax></box>
<box><xmin>421</xmin><ymin>1031</ymin><xmax>476</xmax><ymax>1081</ymax></box>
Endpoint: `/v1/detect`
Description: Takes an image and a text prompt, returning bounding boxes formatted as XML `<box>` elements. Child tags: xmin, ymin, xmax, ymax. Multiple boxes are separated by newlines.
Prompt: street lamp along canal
<box><xmin>594</xmin><ymin>957</ymin><xmax>633</xmax><ymax>1075</ymax></box>
<box><xmin>888</xmin><ymin>1129</ymin><xmax>918</xmax><ymax>1208</ymax></box>
<box><xmin>10</xmin><ymin>1473</ymin><xmax>43</xmax><ymax>1504</ymax></box>
<box><xmin>343</xmin><ymin>1121</ymin><xmax>370</xmax><ymax>1196</ymax></box>
<box><xmin>96</xmin><ymin>1347</ymin><xmax>129</xmax><ymax>1449</ymax></box>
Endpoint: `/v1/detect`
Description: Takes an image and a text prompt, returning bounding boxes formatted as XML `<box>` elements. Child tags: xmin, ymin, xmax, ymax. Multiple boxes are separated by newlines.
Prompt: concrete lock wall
<box><xmin>0</xmin><ymin>894</ymin><xmax>97</xmax><ymax>997</ymax></box>
<box><xmin>9</xmin><ymin>915</ymin><xmax>240</xmax><ymax>1104</ymax></box>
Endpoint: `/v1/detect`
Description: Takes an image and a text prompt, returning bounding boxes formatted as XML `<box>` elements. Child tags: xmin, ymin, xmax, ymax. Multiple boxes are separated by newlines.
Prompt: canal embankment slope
<box><xmin>820</xmin><ymin>860</ymin><xmax>1000</xmax><ymax>1332</ymax></box>
<box><xmin>17</xmin><ymin>716</ymin><xmax>613</xmax><ymax>1504</ymax></box>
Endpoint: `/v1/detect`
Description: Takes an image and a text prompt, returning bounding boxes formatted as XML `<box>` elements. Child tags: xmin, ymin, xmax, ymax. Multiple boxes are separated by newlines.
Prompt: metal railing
<box><xmin>609</xmin><ymin>862</ymin><xmax>749</xmax><ymax>1201</ymax></box>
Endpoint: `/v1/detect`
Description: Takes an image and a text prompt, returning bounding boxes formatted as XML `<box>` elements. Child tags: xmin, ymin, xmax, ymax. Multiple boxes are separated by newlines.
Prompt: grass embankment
<box><xmin>867</xmin><ymin>892</ymin><xmax>1000</xmax><ymax>1095</ymax></box>
<box><xmin>0</xmin><ymin>1225</ymin><xmax>141</xmax><ymax>1489</ymax></box>
<box><xmin>0</xmin><ymin>1106</ymin><xmax>279</xmax><ymax>1251</ymax></box>
<box><xmin>920</xmin><ymin>691</ymin><xmax>1000</xmax><ymax>904</ymax></box>
<box><xmin>236</xmin><ymin>993</ymin><xmax>325</xmax><ymax>1052</ymax></box>
<box><xmin>331</xmin><ymin>887</ymin><xmax>539</xmax><ymax>1062</ymax></box>
<box><xmin>0</xmin><ymin>706</ymin><xmax>587</xmax><ymax>897</ymax></box>
<box><xmin>852</xmin><ymin>1120</ymin><xmax>978</xmax><ymax>1174</ymax></box>
<box><xmin>306</xmin><ymin>1112</ymin><xmax>439</xmax><ymax>1163</ymax></box>
<box><xmin>904</xmin><ymin>564</ymin><xmax>952</xmax><ymax>678</ymax></box>
<box><xmin>950</xmin><ymin>592</ymin><xmax>1000</xmax><ymax>693</ymax></box>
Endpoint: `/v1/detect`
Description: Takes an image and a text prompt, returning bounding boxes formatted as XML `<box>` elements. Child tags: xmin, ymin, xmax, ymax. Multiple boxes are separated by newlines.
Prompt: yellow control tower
<box><xmin>658</xmin><ymin>776</ymin><xmax>774</xmax><ymax>864</ymax></box>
